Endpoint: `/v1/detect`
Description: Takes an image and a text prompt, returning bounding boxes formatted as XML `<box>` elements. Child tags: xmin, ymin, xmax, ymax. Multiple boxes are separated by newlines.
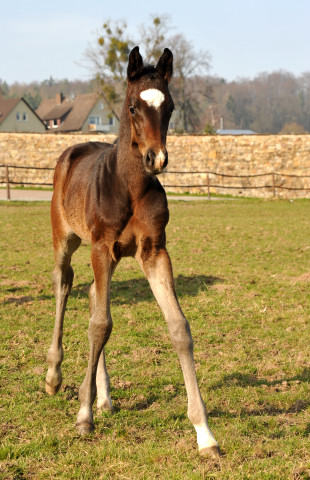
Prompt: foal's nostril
<box><xmin>146</xmin><ymin>150</ymin><xmax>156</xmax><ymax>168</ymax></box>
<box><xmin>145</xmin><ymin>148</ymin><xmax>168</xmax><ymax>172</ymax></box>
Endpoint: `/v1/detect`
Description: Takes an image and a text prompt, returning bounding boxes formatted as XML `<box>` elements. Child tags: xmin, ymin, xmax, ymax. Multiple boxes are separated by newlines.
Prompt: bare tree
<box><xmin>140</xmin><ymin>19</ymin><xmax>212</xmax><ymax>132</ymax></box>
<box><xmin>83</xmin><ymin>15</ymin><xmax>212</xmax><ymax>131</ymax></box>
<box><xmin>168</xmin><ymin>34</ymin><xmax>211</xmax><ymax>131</ymax></box>
<box><xmin>138</xmin><ymin>15</ymin><xmax>173</xmax><ymax>64</ymax></box>
<box><xmin>83</xmin><ymin>20</ymin><xmax>132</xmax><ymax>120</ymax></box>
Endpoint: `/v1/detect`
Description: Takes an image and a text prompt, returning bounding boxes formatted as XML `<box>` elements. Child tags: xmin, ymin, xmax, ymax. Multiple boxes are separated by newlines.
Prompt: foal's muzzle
<box><xmin>144</xmin><ymin>148</ymin><xmax>168</xmax><ymax>174</ymax></box>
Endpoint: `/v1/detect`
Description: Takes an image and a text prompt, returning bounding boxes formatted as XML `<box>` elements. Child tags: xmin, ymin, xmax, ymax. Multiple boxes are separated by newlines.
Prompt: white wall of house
<box><xmin>0</xmin><ymin>100</ymin><xmax>46</xmax><ymax>133</ymax></box>
<box><xmin>83</xmin><ymin>100</ymin><xmax>119</xmax><ymax>134</ymax></box>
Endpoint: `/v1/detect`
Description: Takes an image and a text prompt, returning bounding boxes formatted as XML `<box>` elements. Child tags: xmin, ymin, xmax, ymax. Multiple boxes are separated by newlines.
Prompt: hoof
<box><xmin>45</xmin><ymin>368</ymin><xmax>62</xmax><ymax>395</ymax></box>
<box><xmin>76</xmin><ymin>421</ymin><xmax>94</xmax><ymax>436</ymax></box>
<box><xmin>45</xmin><ymin>382</ymin><xmax>61</xmax><ymax>396</ymax></box>
<box><xmin>199</xmin><ymin>445</ymin><xmax>221</xmax><ymax>459</ymax></box>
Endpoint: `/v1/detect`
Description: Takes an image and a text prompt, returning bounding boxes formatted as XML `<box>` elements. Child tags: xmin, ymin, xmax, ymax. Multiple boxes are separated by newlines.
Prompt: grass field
<box><xmin>0</xmin><ymin>198</ymin><xmax>309</xmax><ymax>479</ymax></box>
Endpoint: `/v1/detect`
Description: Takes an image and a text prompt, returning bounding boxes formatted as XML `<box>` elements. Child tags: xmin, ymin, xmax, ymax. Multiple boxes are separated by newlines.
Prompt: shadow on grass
<box><xmin>2</xmin><ymin>274</ymin><xmax>220</xmax><ymax>305</ymax></box>
<box><xmin>112</xmin><ymin>392</ymin><xmax>161</xmax><ymax>412</ymax></box>
<box><xmin>207</xmin><ymin>368</ymin><xmax>310</xmax><ymax>418</ymax></box>
<box><xmin>71</xmin><ymin>274</ymin><xmax>221</xmax><ymax>305</ymax></box>
<box><xmin>208</xmin><ymin>399</ymin><xmax>310</xmax><ymax>419</ymax></box>
<box><xmin>210</xmin><ymin>368</ymin><xmax>310</xmax><ymax>390</ymax></box>
<box><xmin>3</xmin><ymin>293</ymin><xmax>57</xmax><ymax>304</ymax></box>
<box><xmin>4</xmin><ymin>295</ymin><xmax>34</xmax><ymax>305</ymax></box>
<box><xmin>63</xmin><ymin>383</ymin><xmax>173</xmax><ymax>413</ymax></box>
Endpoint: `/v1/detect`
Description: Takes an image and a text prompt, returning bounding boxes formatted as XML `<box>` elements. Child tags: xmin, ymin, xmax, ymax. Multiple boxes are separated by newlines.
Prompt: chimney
<box><xmin>55</xmin><ymin>93</ymin><xmax>64</xmax><ymax>104</ymax></box>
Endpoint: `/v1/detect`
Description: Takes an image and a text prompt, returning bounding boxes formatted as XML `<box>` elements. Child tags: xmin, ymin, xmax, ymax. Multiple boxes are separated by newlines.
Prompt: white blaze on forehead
<box><xmin>140</xmin><ymin>88</ymin><xmax>165</xmax><ymax>109</ymax></box>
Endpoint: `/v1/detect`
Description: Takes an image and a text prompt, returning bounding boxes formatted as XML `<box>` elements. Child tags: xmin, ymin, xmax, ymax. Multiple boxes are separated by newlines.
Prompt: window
<box><xmin>89</xmin><ymin>116</ymin><xmax>101</xmax><ymax>125</ymax></box>
<box><xmin>108</xmin><ymin>117</ymin><xmax>114</xmax><ymax>126</ymax></box>
<box><xmin>16</xmin><ymin>112</ymin><xmax>21</xmax><ymax>121</ymax></box>
<box><xmin>23</xmin><ymin>113</ymin><xmax>28</xmax><ymax>121</ymax></box>
<box><xmin>99</xmin><ymin>102</ymin><xmax>104</xmax><ymax>110</ymax></box>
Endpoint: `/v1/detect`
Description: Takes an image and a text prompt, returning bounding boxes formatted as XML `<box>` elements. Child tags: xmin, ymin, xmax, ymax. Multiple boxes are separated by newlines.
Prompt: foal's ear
<box><xmin>127</xmin><ymin>46</ymin><xmax>143</xmax><ymax>80</ymax></box>
<box><xmin>156</xmin><ymin>48</ymin><xmax>173</xmax><ymax>83</ymax></box>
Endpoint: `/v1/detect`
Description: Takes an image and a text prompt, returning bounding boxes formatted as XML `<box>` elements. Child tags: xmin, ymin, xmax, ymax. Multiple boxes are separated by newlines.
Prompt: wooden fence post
<box><xmin>272</xmin><ymin>172</ymin><xmax>276</xmax><ymax>198</ymax></box>
<box><xmin>5</xmin><ymin>165</ymin><xmax>11</xmax><ymax>201</ymax></box>
<box><xmin>207</xmin><ymin>173</ymin><xmax>210</xmax><ymax>200</ymax></box>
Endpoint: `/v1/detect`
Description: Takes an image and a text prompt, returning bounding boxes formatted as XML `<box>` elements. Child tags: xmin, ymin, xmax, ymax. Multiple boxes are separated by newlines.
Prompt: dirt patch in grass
<box><xmin>290</xmin><ymin>272</ymin><xmax>310</xmax><ymax>283</ymax></box>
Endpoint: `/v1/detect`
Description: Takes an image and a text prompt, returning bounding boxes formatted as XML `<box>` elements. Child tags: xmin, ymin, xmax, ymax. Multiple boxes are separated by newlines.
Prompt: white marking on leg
<box><xmin>195</xmin><ymin>423</ymin><xmax>219</xmax><ymax>451</ymax></box>
<box><xmin>76</xmin><ymin>405</ymin><xmax>93</xmax><ymax>425</ymax></box>
<box><xmin>96</xmin><ymin>349</ymin><xmax>113</xmax><ymax>412</ymax></box>
<box><xmin>140</xmin><ymin>89</ymin><xmax>165</xmax><ymax>109</ymax></box>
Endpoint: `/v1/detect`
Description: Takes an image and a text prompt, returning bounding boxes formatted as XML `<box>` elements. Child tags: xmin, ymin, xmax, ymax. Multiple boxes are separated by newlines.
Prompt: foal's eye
<box><xmin>129</xmin><ymin>106</ymin><xmax>136</xmax><ymax>115</ymax></box>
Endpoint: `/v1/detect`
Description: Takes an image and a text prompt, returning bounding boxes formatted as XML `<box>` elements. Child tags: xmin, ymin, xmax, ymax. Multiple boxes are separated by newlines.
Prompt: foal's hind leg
<box><xmin>76</xmin><ymin>244</ymin><xmax>116</xmax><ymax>434</ymax></box>
<box><xmin>138</xmin><ymin>248</ymin><xmax>220</xmax><ymax>458</ymax></box>
<box><xmin>89</xmin><ymin>281</ymin><xmax>113</xmax><ymax>412</ymax></box>
<box><xmin>45</xmin><ymin>232</ymin><xmax>81</xmax><ymax>395</ymax></box>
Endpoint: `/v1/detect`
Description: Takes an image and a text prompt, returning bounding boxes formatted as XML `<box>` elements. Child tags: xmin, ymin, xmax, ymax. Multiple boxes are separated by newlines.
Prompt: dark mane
<box><xmin>128</xmin><ymin>64</ymin><xmax>157</xmax><ymax>81</ymax></box>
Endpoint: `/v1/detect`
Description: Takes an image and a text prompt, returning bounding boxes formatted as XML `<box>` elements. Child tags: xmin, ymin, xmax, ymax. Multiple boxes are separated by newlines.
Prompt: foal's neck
<box><xmin>116</xmin><ymin>105</ymin><xmax>151</xmax><ymax>200</ymax></box>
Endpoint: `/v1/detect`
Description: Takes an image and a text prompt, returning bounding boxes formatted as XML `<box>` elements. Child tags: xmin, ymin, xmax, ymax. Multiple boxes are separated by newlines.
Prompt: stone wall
<box><xmin>1</xmin><ymin>132</ymin><xmax>310</xmax><ymax>198</ymax></box>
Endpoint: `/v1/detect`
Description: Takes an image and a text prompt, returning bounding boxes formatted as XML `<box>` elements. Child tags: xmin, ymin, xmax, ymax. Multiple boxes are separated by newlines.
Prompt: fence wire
<box><xmin>1</xmin><ymin>165</ymin><xmax>310</xmax><ymax>198</ymax></box>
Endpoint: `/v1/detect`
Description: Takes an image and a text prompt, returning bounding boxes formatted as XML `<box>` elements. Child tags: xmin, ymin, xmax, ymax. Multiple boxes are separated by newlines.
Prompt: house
<box><xmin>36</xmin><ymin>93</ymin><xmax>119</xmax><ymax>134</ymax></box>
<box><xmin>0</xmin><ymin>96</ymin><xmax>46</xmax><ymax>133</ymax></box>
<box><xmin>216</xmin><ymin>129</ymin><xmax>256</xmax><ymax>135</ymax></box>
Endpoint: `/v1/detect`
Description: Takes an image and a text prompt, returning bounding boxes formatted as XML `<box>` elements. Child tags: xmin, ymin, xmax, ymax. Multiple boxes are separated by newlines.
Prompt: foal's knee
<box><xmin>88</xmin><ymin>311</ymin><xmax>113</xmax><ymax>345</ymax></box>
<box><xmin>52</xmin><ymin>264</ymin><xmax>74</xmax><ymax>296</ymax></box>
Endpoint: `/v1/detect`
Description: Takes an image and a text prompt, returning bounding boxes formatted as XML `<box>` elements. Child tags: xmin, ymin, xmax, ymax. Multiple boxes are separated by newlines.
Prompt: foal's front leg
<box><xmin>76</xmin><ymin>244</ymin><xmax>115</xmax><ymax>434</ymax></box>
<box><xmin>89</xmin><ymin>281</ymin><xmax>113</xmax><ymax>413</ymax></box>
<box><xmin>139</xmin><ymin>248</ymin><xmax>220</xmax><ymax>457</ymax></box>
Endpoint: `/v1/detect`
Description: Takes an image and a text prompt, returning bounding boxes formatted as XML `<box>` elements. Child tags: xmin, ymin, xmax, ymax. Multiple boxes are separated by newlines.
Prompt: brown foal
<box><xmin>45</xmin><ymin>46</ymin><xmax>219</xmax><ymax>457</ymax></box>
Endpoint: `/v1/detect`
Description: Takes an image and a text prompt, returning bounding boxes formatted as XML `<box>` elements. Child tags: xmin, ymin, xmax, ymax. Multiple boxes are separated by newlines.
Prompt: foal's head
<box><xmin>126</xmin><ymin>46</ymin><xmax>174</xmax><ymax>175</ymax></box>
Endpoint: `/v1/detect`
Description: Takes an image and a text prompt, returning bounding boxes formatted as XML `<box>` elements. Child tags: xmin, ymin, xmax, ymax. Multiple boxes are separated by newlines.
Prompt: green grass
<box><xmin>0</xmin><ymin>198</ymin><xmax>309</xmax><ymax>479</ymax></box>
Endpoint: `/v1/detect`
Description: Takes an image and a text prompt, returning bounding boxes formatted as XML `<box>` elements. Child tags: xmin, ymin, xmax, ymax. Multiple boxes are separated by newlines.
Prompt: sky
<box><xmin>1</xmin><ymin>0</ymin><xmax>310</xmax><ymax>84</ymax></box>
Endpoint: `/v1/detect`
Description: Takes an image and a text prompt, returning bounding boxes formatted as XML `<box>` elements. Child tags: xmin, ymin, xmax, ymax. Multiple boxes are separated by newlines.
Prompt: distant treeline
<box><xmin>210</xmin><ymin>71</ymin><xmax>310</xmax><ymax>134</ymax></box>
<box><xmin>1</xmin><ymin>70</ymin><xmax>310</xmax><ymax>134</ymax></box>
<box><xmin>0</xmin><ymin>77</ymin><xmax>94</xmax><ymax>110</ymax></box>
